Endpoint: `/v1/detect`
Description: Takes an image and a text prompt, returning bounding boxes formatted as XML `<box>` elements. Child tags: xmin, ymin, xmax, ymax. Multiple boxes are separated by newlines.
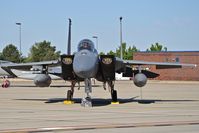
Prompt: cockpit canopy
<box><xmin>78</xmin><ymin>39</ymin><xmax>95</xmax><ymax>52</ymax></box>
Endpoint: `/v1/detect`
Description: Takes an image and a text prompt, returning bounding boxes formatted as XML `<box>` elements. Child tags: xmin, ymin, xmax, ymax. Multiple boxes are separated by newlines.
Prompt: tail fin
<box><xmin>119</xmin><ymin>17</ymin><xmax>123</xmax><ymax>60</ymax></box>
<box><xmin>67</xmin><ymin>18</ymin><xmax>72</xmax><ymax>55</ymax></box>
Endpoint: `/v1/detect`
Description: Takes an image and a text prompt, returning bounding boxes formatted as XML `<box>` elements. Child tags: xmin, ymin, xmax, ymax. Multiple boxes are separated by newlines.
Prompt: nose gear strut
<box><xmin>81</xmin><ymin>78</ymin><xmax>92</xmax><ymax>107</ymax></box>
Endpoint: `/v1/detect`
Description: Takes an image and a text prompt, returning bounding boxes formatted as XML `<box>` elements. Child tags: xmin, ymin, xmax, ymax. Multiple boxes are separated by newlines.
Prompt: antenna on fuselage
<box><xmin>67</xmin><ymin>18</ymin><xmax>72</xmax><ymax>55</ymax></box>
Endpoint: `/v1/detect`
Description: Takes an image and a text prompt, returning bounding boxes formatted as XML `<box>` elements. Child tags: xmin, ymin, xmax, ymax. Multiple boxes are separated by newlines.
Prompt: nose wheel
<box><xmin>81</xmin><ymin>96</ymin><xmax>92</xmax><ymax>107</ymax></box>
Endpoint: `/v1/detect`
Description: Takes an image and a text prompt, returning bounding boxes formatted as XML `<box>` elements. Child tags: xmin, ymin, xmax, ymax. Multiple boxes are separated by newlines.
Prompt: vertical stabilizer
<box><xmin>67</xmin><ymin>18</ymin><xmax>72</xmax><ymax>55</ymax></box>
<box><xmin>119</xmin><ymin>17</ymin><xmax>123</xmax><ymax>60</ymax></box>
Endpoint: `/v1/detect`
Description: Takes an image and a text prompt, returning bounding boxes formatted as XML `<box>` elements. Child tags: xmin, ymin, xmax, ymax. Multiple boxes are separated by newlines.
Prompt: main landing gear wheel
<box><xmin>67</xmin><ymin>90</ymin><xmax>73</xmax><ymax>101</ymax></box>
<box><xmin>107</xmin><ymin>81</ymin><xmax>119</xmax><ymax>104</ymax></box>
<box><xmin>64</xmin><ymin>81</ymin><xmax>75</xmax><ymax>105</ymax></box>
<box><xmin>64</xmin><ymin>90</ymin><xmax>74</xmax><ymax>104</ymax></box>
<box><xmin>111</xmin><ymin>90</ymin><xmax>118</xmax><ymax>102</ymax></box>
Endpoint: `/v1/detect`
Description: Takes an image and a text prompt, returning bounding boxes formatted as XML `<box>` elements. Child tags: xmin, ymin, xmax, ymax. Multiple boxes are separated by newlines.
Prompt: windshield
<box><xmin>78</xmin><ymin>39</ymin><xmax>94</xmax><ymax>52</ymax></box>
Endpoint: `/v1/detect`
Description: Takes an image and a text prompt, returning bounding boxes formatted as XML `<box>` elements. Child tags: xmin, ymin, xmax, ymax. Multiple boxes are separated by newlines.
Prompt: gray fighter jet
<box><xmin>1</xmin><ymin>19</ymin><xmax>196</xmax><ymax>107</ymax></box>
<box><xmin>0</xmin><ymin>60</ymin><xmax>61</xmax><ymax>87</ymax></box>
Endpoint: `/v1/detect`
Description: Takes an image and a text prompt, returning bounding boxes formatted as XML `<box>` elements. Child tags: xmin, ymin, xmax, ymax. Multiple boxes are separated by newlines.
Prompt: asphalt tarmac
<box><xmin>0</xmin><ymin>79</ymin><xmax>199</xmax><ymax>133</ymax></box>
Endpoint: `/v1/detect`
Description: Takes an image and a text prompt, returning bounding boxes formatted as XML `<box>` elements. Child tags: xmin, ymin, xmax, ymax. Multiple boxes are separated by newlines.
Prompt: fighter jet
<box><xmin>1</xmin><ymin>19</ymin><xmax>197</xmax><ymax>107</ymax></box>
<box><xmin>0</xmin><ymin>60</ymin><xmax>61</xmax><ymax>87</ymax></box>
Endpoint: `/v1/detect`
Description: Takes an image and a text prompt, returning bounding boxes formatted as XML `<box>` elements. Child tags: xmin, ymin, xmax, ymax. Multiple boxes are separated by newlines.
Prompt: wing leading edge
<box><xmin>0</xmin><ymin>60</ymin><xmax>60</xmax><ymax>71</ymax></box>
<box><xmin>123</xmin><ymin>60</ymin><xmax>197</xmax><ymax>69</ymax></box>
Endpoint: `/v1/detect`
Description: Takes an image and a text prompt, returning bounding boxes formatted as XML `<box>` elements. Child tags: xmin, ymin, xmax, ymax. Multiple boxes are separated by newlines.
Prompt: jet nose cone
<box><xmin>73</xmin><ymin>50</ymin><xmax>98</xmax><ymax>78</ymax></box>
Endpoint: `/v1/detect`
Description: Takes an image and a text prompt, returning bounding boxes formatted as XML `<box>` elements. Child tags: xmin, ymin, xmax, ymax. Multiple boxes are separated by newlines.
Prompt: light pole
<box><xmin>92</xmin><ymin>36</ymin><xmax>98</xmax><ymax>51</ymax></box>
<box><xmin>16</xmin><ymin>22</ymin><xmax>22</xmax><ymax>62</ymax></box>
<box><xmin>119</xmin><ymin>17</ymin><xmax>123</xmax><ymax>59</ymax></box>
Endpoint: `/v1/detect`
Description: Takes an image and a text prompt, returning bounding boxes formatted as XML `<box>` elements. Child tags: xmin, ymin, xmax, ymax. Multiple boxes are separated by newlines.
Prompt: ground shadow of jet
<box><xmin>14</xmin><ymin>97</ymin><xmax>138</xmax><ymax>107</ymax></box>
<box><xmin>133</xmin><ymin>99</ymin><xmax>199</xmax><ymax>104</ymax></box>
<box><xmin>14</xmin><ymin>97</ymin><xmax>199</xmax><ymax>107</ymax></box>
<box><xmin>45</xmin><ymin>97</ymin><xmax>139</xmax><ymax>107</ymax></box>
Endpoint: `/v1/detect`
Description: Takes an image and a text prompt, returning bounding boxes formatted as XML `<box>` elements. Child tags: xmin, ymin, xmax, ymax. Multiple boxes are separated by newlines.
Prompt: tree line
<box><xmin>0</xmin><ymin>40</ymin><xmax>60</xmax><ymax>63</ymax></box>
<box><xmin>0</xmin><ymin>41</ymin><xmax>167</xmax><ymax>63</ymax></box>
<box><xmin>100</xmin><ymin>42</ymin><xmax>167</xmax><ymax>59</ymax></box>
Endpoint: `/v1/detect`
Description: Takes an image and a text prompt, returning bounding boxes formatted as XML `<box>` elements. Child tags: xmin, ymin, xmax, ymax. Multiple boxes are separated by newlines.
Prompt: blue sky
<box><xmin>0</xmin><ymin>0</ymin><xmax>199</xmax><ymax>56</ymax></box>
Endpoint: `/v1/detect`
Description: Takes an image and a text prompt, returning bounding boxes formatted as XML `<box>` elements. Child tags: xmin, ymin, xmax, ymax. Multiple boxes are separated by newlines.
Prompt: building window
<box><xmin>175</xmin><ymin>57</ymin><xmax>180</xmax><ymax>62</ymax></box>
<box><xmin>165</xmin><ymin>58</ymin><xmax>169</xmax><ymax>62</ymax></box>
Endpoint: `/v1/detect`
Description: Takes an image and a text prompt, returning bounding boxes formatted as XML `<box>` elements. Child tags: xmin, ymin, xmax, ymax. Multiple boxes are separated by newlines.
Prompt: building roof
<box><xmin>135</xmin><ymin>51</ymin><xmax>199</xmax><ymax>53</ymax></box>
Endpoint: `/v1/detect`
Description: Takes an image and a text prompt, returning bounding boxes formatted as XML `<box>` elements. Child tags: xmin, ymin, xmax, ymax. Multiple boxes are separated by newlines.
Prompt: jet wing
<box><xmin>0</xmin><ymin>60</ymin><xmax>60</xmax><ymax>71</ymax></box>
<box><xmin>123</xmin><ymin>60</ymin><xmax>197</xmax><ymax>69</ymax></box>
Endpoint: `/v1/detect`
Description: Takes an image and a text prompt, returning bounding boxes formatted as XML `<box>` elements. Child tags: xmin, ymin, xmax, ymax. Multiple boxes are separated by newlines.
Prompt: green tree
<box><xmin>115</xmin><ymin>43</ymin><xmax>126</xmax><ymax>58</ymax></box>
<box><xmin>27</xmin><ymin>40</ymin><xmax>61</xmax><ymax>62</ymax></box>
<box><xmin>99</xmin><ymin>52</ymin><xmax>105</xmax><ymax>55</ymax></box>
<box><xmin>126</xmin><ymin>45</ymin><xmax>139</xmax><ymax>59</ymax></box>
<box><xmin>2</xmin><ymin>44</ymin><xmax>20</xmax><ymax>62</ymax></box>
<box><xmin>0</xmin><ymin>52</ymin><xmax>4</xmax><ymax>60</ymax></box>
<box><xmin>115</xmin><ymin>43</ymin><xmax>139</xmax><ymax>59</ymax></box>
<box><xmin>107</xmin><ymin>50</ymin><xmax>115</xmax><ymax>56</ymax></box>
<box><xmin>106</xmin><ymin>43</ymin><xmax>139</xmax><ymax>60</ymax></box>
<box><xmin>147</xmin><ymin>43</ymin><xmax>167</xmax><ymax>52</ymax></box>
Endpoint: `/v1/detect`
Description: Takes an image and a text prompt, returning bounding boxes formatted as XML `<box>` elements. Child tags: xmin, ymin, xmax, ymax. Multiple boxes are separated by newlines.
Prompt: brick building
<box><xmin>133</xmin><ymin>51</ymin><xmax>199</xmax><ymax>81</ymax></box>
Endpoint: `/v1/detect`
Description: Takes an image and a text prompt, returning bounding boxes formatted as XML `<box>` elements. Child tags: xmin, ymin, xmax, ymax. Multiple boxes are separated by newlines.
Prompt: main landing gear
<box><xmin>104</xmin><ymin>81</ymin><xmax>119</xmax><ymax>104</ymax></box>
<box><xmin>64</xmin><ymin>79</ymin><xmax>119</xmax><ymax>106</ymax></box>
<box><xmin>64</xmin><ymin>81</ymin><xmax>77</xmax><ymax>104</ymax></box>
<box><xmin>108</xmin><ymin>81</ymin><xmax>119</xmax><ymax>104</ymax></box>
<box><xmin>66</xmin><ymin>81</ymin><xmax>75</xmax><ymax>101</ymax></box>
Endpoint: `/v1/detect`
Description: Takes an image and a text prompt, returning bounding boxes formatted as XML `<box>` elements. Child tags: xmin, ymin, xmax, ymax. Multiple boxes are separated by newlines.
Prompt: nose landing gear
<box><xmin>81</xmin><ymin>78</ymin><xmax>92</xmax><ymax>107</ymax></box>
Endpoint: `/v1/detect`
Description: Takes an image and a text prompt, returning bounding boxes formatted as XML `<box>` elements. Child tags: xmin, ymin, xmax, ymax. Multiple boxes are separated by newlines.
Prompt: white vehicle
<box><xmin>115</xmin><ymin>73</ymin><xmax>131</xmax><ymax>80</ymax></box>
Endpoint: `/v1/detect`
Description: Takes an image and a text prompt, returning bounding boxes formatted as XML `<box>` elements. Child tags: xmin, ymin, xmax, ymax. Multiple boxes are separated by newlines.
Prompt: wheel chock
<box><xmin>111</xmin><ymin>101</ymin><xmax>120</xmax><ymax>104</ymax></box>
<box><xmin>63</xmin><ymin>100</ymin><xmax>74</xmax><ymax>104</ymax></box>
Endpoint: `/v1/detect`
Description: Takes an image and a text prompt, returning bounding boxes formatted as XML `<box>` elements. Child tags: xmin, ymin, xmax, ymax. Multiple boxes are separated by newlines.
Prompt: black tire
<box><xmin>67</xmin><ymin>90</ymin><xmax>72</xmax><ymax>100</ymax></box>
<box><xmin>111</xmin><ymin>90</ymin><xmax>117</xmax><ymax>102</ymax></box>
